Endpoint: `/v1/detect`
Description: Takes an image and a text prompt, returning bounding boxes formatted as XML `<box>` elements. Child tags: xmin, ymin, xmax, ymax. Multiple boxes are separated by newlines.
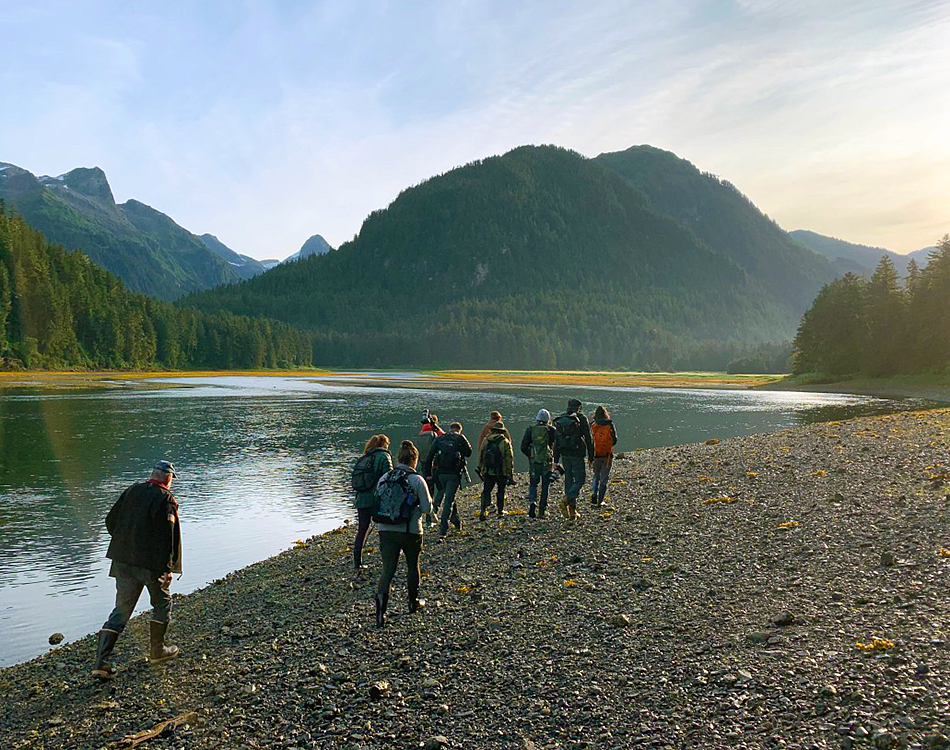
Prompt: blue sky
<box><xmin>2</xmin><ymin>0</ymin><xmax>948</xmax><ymax>259</ymax></box>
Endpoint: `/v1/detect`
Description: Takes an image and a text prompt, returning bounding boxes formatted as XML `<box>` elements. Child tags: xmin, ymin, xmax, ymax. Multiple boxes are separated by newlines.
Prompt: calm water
<box><xmin>0</xmin><ymin>375</ymin><xmax>936</xmax><ymax>667</ymax></box>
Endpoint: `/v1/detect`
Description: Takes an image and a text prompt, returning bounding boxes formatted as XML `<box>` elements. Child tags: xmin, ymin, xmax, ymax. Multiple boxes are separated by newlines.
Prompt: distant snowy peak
<box><xmin>198</xmin><ymin>233</ymin><xmax>270</xmax><ymax>280</ymax></box>
<box><xmin>283</xmin><ymin>234</ymin><xmax>333</xmax><ymax>263</ymax></box>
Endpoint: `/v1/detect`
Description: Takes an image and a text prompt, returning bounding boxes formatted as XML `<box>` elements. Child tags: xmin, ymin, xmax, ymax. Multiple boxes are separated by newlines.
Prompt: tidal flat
<box><xmin>3</xmin><ymin>407</ymin><xmax>950</xmax><ymax>749</ymax></box>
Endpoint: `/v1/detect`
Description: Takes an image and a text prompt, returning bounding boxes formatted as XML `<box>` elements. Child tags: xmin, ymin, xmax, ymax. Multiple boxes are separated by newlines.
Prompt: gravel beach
<box><xmin>4</xmin><ymin>408</ymin><xmax>950</xmax><ymax>750</ymax></box>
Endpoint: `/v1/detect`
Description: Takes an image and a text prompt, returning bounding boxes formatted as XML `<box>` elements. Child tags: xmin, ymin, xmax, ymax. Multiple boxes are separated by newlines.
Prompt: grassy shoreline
<box><xmin>0</xmin><ymin>368</ymin><xmax>783</xmax><ymax>391</ymax></box>
<box><xmin>4</xmin><ymin>368</ymin><xmax>949</xmax><ymax>403</ymax></box>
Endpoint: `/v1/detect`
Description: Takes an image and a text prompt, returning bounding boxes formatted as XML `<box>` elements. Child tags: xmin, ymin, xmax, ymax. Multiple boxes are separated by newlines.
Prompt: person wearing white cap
<box><xmin>520</xmin><ymin>409</ymin><xmax>558</xmax><ymax>518</ymax></box>
<box><xmin>91</xmin><ymin>459</ymin><xmax>182</xmax><ymax>679</ymax></box>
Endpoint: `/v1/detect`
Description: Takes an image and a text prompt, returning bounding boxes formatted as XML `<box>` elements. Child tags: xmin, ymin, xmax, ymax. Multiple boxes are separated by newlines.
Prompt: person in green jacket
<box><xmin>352</xmin><ymin>434</ymin><xmax>393</xmax><ymax>575</ymax></box>
<box><xmin>520</xmin><ymin>409</ymin><xmax>557</xmax><ymax>518</ymax></box>
<box><xmin>478</xmin><ymin>422</ymin><xmax>514</xmax><ymax>519</ymax></box>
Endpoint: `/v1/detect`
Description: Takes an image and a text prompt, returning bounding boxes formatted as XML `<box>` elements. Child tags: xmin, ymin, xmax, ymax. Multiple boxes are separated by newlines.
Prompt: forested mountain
<box><xmin>0</xmin><ymin>207</ymin><xmax>311</xmax><ymax>370</ymax></box>
<box><xmin>789</xmin><ymin>230</ymin><xmax>932</xmax><ymax>277</ymax></box>
<box><xmin>284</xmin><ymin>234</ymin><xmax>333</xmax><ymax>263</ymax></box>
<box><xmin>594</xmin><ymin>146</ymin><xmax>839</xmax><ymax>313</ymax></box>
<box><xmin>793</xmin><ymin>236</ymin><xmax>950</xmax><ymax>377</ymax></box>
<box><xmin>186</xmin><ymin>145</ymin><xmax>812</xmax><ymax>370</ymax></box>
<box><xmin>0</xmin><ymin>162</ymin><xmax>265</xmax><ymax>299</ymax></box>
<box><xmin>199</xmin><ymin>233</ymin><xmax>270</xmax><ymax>279</ymax></box>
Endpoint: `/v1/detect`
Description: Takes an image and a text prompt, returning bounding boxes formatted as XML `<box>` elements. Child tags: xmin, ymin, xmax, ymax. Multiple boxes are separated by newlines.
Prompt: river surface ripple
<box><xmin>0</xmin><ymin>374</ymin><xmax>936</xmax><ymax>667</ymax></box>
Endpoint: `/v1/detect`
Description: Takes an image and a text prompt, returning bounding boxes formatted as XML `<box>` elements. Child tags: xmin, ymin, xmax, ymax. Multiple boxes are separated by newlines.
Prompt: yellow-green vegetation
<box><xmin>854</xmin><ymin>638</ymin><xmax>895</xmax><ymax>651</ymax></box>
<box><xmin>0</xmin><ymin>369</ymin><xmax>330</xmax><ymax>389</ymax></box>
<box><xmin>430</xmin><ymin>370</ymin><xmax>784</xmax><ymax>389</ymax></box>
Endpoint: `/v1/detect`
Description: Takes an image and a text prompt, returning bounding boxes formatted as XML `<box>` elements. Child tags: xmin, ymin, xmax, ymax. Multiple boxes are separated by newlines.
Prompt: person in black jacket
<box><xmin>92</xmin><ymin>460</ymin><xmax>183</xmax><ymax>679</ymax></box>
<box><xmin>553</xmin><ymin>398</ymin><xmax>594</xmax><ymax>520</ymax></box>
<box><xmin>423</xmin><ymin>422</ymin><xmax>473</xmax><ymax>539</ymax></box>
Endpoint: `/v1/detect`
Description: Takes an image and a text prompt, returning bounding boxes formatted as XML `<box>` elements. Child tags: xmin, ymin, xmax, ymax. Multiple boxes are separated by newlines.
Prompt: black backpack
<box><xmin>372</xmin><ymin>468</ymin><xmax>420</xmax><ymax>529</ymax></box>
<box><xmin>553</xmin><ymin>413</ymin><xmax>583</xmax><ymax>452</ymax></box>
<box><xmin>433</xmin><ymin>434</ymin><xmax>463</xmax><ymax>474</ymax></box>
<box><xmin>482</xmin><ymin>438</ymin><xmax>504</xmax><ymax>473</ymax></box>
<box><xmin>351</xmin><ymin>448</ymin><xmax>390</xmax><ymax>494</ymax></box>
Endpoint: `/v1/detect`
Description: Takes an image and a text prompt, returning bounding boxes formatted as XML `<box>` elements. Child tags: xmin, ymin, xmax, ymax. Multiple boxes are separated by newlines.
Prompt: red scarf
<box><xmin>146</xmin><ymin>478</ymin><xmax>178</xmax><ymax>511</ymax></box>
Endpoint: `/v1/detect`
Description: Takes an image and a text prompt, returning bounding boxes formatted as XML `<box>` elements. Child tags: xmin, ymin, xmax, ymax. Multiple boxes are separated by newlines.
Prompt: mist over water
<box><xmin>0</xmin><ymin>375</ymin><xmax>935</xmax><ymax>667</ymax></box>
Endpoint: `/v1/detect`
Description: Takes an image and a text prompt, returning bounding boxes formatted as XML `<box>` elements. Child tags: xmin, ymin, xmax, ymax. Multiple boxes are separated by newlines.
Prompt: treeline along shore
<box><xmin>4</xmin><ymin>409</ymin><xmax>950</xmax><ymax>749</ymax></box>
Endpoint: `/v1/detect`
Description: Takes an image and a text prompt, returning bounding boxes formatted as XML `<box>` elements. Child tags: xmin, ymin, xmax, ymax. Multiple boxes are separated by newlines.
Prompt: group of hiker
<box><xmin>350</xmin><ymin>398</ymin><xmax>619</xmax><ymax>627</ymax></box>
<box><xmin>88</xmin><ymin>398</ymin><xmax>619</xmax><ymax>678</ymax></box>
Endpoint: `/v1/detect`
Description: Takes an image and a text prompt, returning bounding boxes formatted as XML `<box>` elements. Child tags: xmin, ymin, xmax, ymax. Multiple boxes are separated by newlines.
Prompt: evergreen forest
<box><xmin>0</xmin><ymin>206</ymin><xmax>312</xmax><ymax>370</ymax></box>
<box><xmin>793</xmin><ymin>236</ymin><xmax>950</xmax><ymax>378</ymax></box>
<box><xmin>187</xmin><ymin>145</ymin><xmax>813</xmax><ymax>371</ymax></box>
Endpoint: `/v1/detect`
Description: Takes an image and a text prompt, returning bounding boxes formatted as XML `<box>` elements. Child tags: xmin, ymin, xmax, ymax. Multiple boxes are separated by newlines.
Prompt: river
<box><xmin>0</xmin><ymin>374</ymin><xmax>936</xmax><ymax>667</ymax></box>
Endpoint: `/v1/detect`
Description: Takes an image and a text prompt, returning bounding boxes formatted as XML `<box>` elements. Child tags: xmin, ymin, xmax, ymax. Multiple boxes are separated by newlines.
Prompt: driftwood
<box><xmin>112</xmin><ymin>711</ymin><xmax>196</xmax><ymax>749</ymax></box>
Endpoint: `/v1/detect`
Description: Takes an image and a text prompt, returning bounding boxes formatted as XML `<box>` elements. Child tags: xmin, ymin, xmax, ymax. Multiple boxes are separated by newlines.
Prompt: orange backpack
<box><xmin>591</xmin><ymin>421</ymin><xmax>614</xmax><ymax>458</ymax></box>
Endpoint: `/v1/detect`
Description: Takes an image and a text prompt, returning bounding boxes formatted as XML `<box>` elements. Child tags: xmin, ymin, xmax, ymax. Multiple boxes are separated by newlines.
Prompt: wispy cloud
<box><xmin>0</xmin><ymin>0</ymin><xmax>947</xmax><ymax>257</ymax></box>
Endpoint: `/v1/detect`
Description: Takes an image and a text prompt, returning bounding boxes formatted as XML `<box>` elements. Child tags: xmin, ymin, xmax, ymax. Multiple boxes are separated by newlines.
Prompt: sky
<box><xmin>1</xmin><ymin>0</ymin><xmax>948</xmax><ymax>260</ymax></box>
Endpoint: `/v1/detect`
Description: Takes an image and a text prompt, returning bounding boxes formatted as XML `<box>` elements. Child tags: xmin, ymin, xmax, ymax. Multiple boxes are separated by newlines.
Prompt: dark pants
<box><xmin>103</xmin><ymin>562</ymin><xmax>171</xmax><ymax>633</ymax></box>
<box><xmin>562</xmin><ymin>454</ymin><xmax>586</xmax><ymax>509</ymax></box>
<box><xmin>481</xmin><ymin>476</ymin><xmax>507</xmax><ymax>515</ymax></box>
<box><xmin>438</xmin><ymin>473</ymin><xmax>462</xmax><ymax>534</ymax></box>
<box><xmin>528</xmin><ymin>462</ymin><xmax>552</xmax><ymax>515</ymax></box>
<box><xmin>431</xmin><ymin>474</ymin><xmax>444</xmax><ymax>511</ymax></box>
<box><xmin>377</xmin><ymin>531</ymin><xmax>422</xmax><ymax>604</ymax></box>
<box><xmin>354</xmin><ymin>507</ymin><xmax>373</xmax><ymax>568</ymax></box>
<box><xmin>591</xmin><ymin>456</ymin><xmax>612</xmax><ymax>504</ymax></box>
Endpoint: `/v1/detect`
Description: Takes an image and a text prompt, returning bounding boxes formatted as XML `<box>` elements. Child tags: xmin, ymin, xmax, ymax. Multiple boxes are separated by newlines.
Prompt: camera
<box><xmin>545</xmin><ymin>464</ymin><xmax>565</xmax><ymax>483</ymax></box>
<box><xmin>421</xmin><ymin>408</ymin><xmax>433</xmax><ymax>426</ymax></box>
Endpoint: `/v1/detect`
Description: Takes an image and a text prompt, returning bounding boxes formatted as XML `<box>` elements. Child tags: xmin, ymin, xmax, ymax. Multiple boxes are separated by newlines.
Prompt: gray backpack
<box><xmin>372</xmin><ymin>468</ymin><xmax>419</xmax><ymax>530</ymax></box>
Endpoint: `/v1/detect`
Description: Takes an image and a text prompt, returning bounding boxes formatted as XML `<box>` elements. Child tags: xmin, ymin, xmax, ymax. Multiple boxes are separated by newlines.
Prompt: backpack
<box><xmin>351</xmin><ymin>448</ymin><xmax>390</xmax><ymax>493</ymax></box>
<box><xmin>530</xmin><ymin>424</ymin><xmax>554</xmax><ymax>465</ymax></box>
<box><xmin>372</xmin><ymin>468</ymin><xmax>419</xmax><ymax>529</ymax></box>
<box><xmin>553</xmin><ymin>413</ymin><xmax>583</xmax><ymax>452</ymax></box>
<box><xmin>432</xmin><ymin>434</ymin><xmax>463</xmax><ymax>474</ymax></box>
<box><xmin>591</xmin><ymin>421</ymin><xmax>614</xmax><ymax>458</ymax></box>
<box><xmin>482</xmin><ymin>438</ymin><xmax>504</xmax><ymax>474</ymax></box>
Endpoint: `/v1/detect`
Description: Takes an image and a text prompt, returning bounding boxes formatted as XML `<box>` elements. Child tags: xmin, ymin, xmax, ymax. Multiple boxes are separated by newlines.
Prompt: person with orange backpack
<box><xmin>589</xmin><ymin>405</ymin><xmax>618</xmax><ymax>507</ymax></box>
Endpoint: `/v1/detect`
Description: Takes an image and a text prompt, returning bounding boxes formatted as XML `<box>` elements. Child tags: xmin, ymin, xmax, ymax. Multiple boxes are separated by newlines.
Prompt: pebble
<box><xmin>5</xmin><ymin>408</ymin><xmax>950</xmax><ymax>750</ymax></box>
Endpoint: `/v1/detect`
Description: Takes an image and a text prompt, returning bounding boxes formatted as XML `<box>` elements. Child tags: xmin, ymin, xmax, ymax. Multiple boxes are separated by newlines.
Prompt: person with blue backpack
<box><xmin>350</xmin><ymin>434</ymin><xmax>393</xmax><ymax>576</ymax></box>
<box><xmin>553</xmin><ymin>398</ymin><xmax>594</xmax><ymax>520</ymax></box>
<box><xmin>373</xmin><ymin>440</ymin><xmax>432</xmax><ymax>627</ymax></box>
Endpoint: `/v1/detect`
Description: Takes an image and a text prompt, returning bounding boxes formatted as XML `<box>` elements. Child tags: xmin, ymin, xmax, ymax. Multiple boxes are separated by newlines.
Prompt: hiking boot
<box><xmin>91</xmin><ymin>629</ymin><xmax>119</xmax><ymax>680</ymax></box>
<box><xmin>451</xmin><ymin>507</ymin><xmax>462</xmax><ymax>531</ymax></box>
<box><xmin>559</xmin><ymin>499</ymin><xmax>570</xmax><ymax>518</ymax></box>
<box><xmin>478</xmin><ymin>509</ymin><xmax>487</xmax><ymax>521</ymax></box>
<box><xmin>148</xmin><ymin>620</ymin><xmax>179</xmax><ymax>664</ymax></box>
<box><xmin>538</xmin><ymin>509</ymin><xmax>546</xmax><ymax>519</ymax></box>
<box><xmin>375</xmin><ymin>592</ymin><xmax>388</xmax><ymax>628</ymax></box>
<box><xmin>528</xmin><ymin>503</ymin><xmax>536</xmax><ymax>518</ymax></box>
<box><xmin>590</xmin><ymin>496</ymin><xmax>598</xmax><ymax>507</ymax></box>
<box><xmin>409</xmin><ymin>598</ymin><xmax>426</xmax><ymax>613</ymax></box>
